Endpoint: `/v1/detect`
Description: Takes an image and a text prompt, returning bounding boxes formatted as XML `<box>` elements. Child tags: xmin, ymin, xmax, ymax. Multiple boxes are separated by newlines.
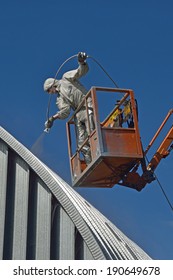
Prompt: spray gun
<box><xmin>44</xmin><ymin>116</ymin><xmax>54</xmax><ymax>133</ymax></box>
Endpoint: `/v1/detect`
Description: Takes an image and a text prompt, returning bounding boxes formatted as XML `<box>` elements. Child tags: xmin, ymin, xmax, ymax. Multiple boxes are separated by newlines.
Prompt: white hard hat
<box><xmin>43</xmin><ymin>78</ymin><xmax>59</xmax><ymax>91</ymax></box>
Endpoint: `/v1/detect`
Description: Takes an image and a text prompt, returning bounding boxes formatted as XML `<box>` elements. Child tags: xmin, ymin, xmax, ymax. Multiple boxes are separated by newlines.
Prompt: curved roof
<box><xmin>0</xmin><ymin>126</ymin><xmax>151</xmax><ymax>260</ymax></box>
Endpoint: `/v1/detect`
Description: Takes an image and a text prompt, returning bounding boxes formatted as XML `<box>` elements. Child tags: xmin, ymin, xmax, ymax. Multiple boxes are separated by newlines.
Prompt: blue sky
<box><xmin>1</xmin><ymin>0</ymin><xmax>173</xmax><ymax>259</ymax></box>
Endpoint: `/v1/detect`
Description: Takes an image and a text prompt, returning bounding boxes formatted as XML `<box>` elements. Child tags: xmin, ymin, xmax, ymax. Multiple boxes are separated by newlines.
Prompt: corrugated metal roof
<box><xmin>0</xmin><ymin>126</ymin><xmax>151</xmax><ymax>260</ymax></box>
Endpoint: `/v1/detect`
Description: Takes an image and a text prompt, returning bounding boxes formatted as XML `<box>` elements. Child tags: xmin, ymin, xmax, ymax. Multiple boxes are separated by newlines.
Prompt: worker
<box><xmin>43</xmin><ymin>52</ymin><xmax>95</xmax><ymax>165</ymax></box>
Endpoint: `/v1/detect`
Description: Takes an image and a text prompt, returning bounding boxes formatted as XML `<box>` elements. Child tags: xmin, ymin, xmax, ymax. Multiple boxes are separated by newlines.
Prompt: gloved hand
<box><xmin>44</xmin><ymin>116</ymin><xmax>54</xmax><ymax>129</ymax></box>
<box><xmin>78</xmin><ymin>52</ymin><xmax>87</xmax><ymax>64</ymax></box>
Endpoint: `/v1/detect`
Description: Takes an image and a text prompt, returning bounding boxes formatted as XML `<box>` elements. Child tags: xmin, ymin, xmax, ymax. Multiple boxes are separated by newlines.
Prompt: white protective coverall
<box><xmin>45</xmin><ymin>61</ymin><xmax>95</xmax><ymax>164</ymax></box>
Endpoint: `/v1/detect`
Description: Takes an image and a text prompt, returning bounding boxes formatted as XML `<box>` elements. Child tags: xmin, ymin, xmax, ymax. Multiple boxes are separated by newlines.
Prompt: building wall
<box><xmin>0</xmin><ymin>126</ymin><xmax>151</xmax><ymax>260</ymax></box>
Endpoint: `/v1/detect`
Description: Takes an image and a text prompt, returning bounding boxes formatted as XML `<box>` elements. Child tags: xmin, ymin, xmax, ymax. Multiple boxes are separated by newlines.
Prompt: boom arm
<box><xmin>146</xmin><ymin>111</ymin><xmax>173</xmax><ymax>171</ymax></box>
<box><xmin>120</xmin><ymin>109</ymin><xmax>173</xmax><ymax>191</ymax></box>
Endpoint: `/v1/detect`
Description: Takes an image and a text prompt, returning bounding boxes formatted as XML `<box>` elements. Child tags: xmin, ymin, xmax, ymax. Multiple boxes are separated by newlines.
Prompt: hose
<box><xmin>45</xmin><ymin>53</ymin><xmax>119</xmax><ymax>121</ymax></box>
<box><xmin>54</xmin><ymin>54</ymin><xmax>78</xmax><ymax>80</ymax></box>
<box><xmin>87</xmin><ymin>55</ymin><xmax>119</xmax><ymax>88</ymax></box>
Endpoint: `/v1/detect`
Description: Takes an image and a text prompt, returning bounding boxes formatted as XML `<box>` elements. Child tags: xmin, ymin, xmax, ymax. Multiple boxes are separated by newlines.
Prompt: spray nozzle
<box><xmin>44</xmin><ymin>127</ymin><xmax>50</xmax><ymax>133</ymax></box>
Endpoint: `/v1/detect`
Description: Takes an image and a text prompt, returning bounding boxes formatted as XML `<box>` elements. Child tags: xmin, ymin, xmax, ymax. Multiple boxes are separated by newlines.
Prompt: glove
<box><xmin>78</xmin><ymin>52</ymin><xmax>87</xmax><ymax>64</ymax></box>
<box><xmin>44</xmin><ymin>116</ymin><xmax>54</xmax><ymax>129</ymax></box>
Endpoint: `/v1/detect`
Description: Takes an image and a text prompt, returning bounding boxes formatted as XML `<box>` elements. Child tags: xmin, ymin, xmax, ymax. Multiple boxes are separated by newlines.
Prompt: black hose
<box><xmin>45</xmin><ymin>53</ymin><xmax>119</xmax><ymax>120</ymax></box>
<box><xmin>46</xmin><ymin>94</ymin><xmax>53</xmax><ymax>120</ymax></box>
<box><xmin>87</xmin><ymin>55</ymin><xmax>119</xmax><ymax>88</ymax></box>
<box><xmin>54</xmin><ymin>54</ymin><xmax>78</xmax><ymax>80</ymax></box>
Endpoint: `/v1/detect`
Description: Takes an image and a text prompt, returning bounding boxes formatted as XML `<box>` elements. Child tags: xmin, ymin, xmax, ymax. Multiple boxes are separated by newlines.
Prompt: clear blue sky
<box><xmin>1</xmin><ymin>0</ymin><xmax>173</xmax><ymax>259</ymax></box>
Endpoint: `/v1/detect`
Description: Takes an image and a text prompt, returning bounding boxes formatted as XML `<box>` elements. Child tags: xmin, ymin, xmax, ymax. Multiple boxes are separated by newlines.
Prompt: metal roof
<box><xmin>0</xmin><ymin>126</ymin><xmax>151</xmax><ymax>260</ymax></box>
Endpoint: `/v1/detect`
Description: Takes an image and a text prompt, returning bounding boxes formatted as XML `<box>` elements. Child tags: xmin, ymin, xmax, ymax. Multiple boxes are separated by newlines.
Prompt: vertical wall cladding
<box><xmin>0</xmin><ymin>143</ymin><xmax>78</xmax><ymax>260</ymax></box>
<box><xmin>26</xmin><ymin>170</ymin><xmax>37</xmax><ymax>260</ymax></box>
<box><xmin>35</xmin><ymin>178</ymin><xmax>52</xmax><ymax>260</ymax></box>
<box><xmin>2</xmin><ymin>150</ymin><xmax>30</xmax><ymax>260</ymax></box>
<box><xmin>0</xmin><ymin>147</ymin><xmax>52</xmax><ymax>260</ymax></box>
<box><xmin>83</xmin><ymin>241</ymin><xmax>94</xmax><ymax>260</ymax></box>
<box><xmin>51</xmin><ymin>198</ymin><xmax>77</xmax><ymax>260</ymax></box>
<box><xmin>57</xmin><ymin>205</ymin><xmax>75</xmax><ymax>260</ymax></box>
<box><xmin>27</xmin><ymin>173</ymin><xmax>52</xmax><ymax>260</ymax></box>
<box><xmin>0</xmin><ymin>140</ymin><xmax>8</xmax><ymax>260</ymax></box>
<box><xmin>50</xmin><ymin>197</ymin><xmax>60</xmax><ymax>259</ymax></box>
<box><xmin>75</xmin><ymin>229</ymin><xmax>87</xmax><ymax>260</ymax></box>
<box><xmin>12</xmin><ymin>154</ymin><xmax>30</xmax><ymax>260</ymax></box>
<box><xmin>3</xmin><ymin>149</ymin><xmax>17</xmax><ymax>259</ymax></box>
<box><xmin>75</xmin><ymin>229</ymin><xmax>94</xmax><ymax>260</ymax></box>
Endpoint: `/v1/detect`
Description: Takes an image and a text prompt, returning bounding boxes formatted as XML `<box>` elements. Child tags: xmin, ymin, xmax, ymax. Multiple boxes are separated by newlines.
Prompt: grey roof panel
<box><xmin>0</xmin><ymin>126</ymin><xmax>151</xmax><ymax>260</ymax></box>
